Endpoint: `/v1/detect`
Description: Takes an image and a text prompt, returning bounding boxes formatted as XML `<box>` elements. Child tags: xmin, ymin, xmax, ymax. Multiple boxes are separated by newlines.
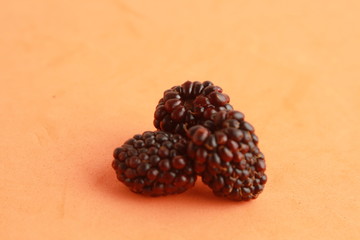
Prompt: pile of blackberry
<box><xmin>112</xmin><ymin>81</ymin><xmax>267</xmax><ymax>201</ymax></box>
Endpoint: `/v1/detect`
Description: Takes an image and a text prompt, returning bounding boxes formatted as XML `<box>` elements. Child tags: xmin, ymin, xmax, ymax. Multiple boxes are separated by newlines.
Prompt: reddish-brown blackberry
<box><xmin>112</xmin><ymin>131</ymin><xmax>196</xmax><ymax>196</ymax></box>
<box><xmin>187</xmin><ymin>110</ymin><xmax>267</xmax><ymax>201</ymax></box>
<box><xmin>154</xmin><ymin>81</ymin><xmax>233</xmax><ymax>136</ymax></box>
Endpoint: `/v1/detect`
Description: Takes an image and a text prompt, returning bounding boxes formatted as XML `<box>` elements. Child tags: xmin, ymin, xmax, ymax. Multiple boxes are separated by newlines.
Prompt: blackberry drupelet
<box><xmin>187</xmin><ymin>110</ymin><xmax>267</xmax><ymax>201</ymax></box>
<box><xmin>154</xmin><ymin>81</ymin><xmax>233</xmax><ymax>136</ymax></box>
<box><xmin>112</xmin><ymin>131</ymin><xmax>196</xmax><ymax>196</ymax></box>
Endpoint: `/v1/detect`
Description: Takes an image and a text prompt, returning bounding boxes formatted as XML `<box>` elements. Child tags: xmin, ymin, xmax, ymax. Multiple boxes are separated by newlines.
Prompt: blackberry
<box><xmin>154</xmin><ymin>81</ymin><xmax>233</xmax><ymax>136</ymax></box>
<box><xmin>112</xmin><ymin>131</ymin><xmax>196</xmax><ymax>196</ymax></box>
<box><xmin>187</xmin><ymin>110</ymin><xmax>267</xmax><ymax>201</ymax></box>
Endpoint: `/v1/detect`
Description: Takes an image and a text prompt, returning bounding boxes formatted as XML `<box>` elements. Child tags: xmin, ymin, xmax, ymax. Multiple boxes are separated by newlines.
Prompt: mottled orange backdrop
<box><xmin>1</xmin><ymin>1</ymin><xmax>359</xmax><ymax>239</ymax></box>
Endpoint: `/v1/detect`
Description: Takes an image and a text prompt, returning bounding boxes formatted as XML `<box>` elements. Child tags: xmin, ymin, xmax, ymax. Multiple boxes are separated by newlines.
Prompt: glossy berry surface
<box><xmin>112</xmin><ymin>131</ymin><xmax>196</xmax><ymax>196</ymax></box>
<box><xmin>187</xmin><ymin>110</ymin><xmax>267</xmax><ymax>201</ymax></box>
<box><xmin>154</xmin><ymin>81</ymin><xmax>233</xmax><ymax>136</ymax></box>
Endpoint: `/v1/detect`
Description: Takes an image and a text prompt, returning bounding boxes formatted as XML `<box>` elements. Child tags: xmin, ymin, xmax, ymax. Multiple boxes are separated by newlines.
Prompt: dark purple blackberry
<box><xmin>186</xmin><ymin>110</ymin><xmax>267</xmax><ymax>201</ymax></box>
<box><xmin>154</xmin><ymin>81</ymin><xmax>233</xmax><ymax>136</ymax></box>
<box><xmin>112</xmin><ymin>131</ymin><xmax>196</xmax><ymax>197</ymax></box>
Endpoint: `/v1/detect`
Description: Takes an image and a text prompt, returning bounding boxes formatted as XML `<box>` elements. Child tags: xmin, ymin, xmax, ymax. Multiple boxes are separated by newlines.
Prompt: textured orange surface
<box><xmin>1</xmin><ymin>1</ymin><xmax>360</xmax><ymax>239</ymax></box>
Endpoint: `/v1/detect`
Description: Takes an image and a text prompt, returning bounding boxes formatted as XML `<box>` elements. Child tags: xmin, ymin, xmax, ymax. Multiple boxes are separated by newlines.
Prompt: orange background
<box><xmin>1</xmin><ymin>1</ymin><xmax>360</xmax><ymax>239</ymax></box>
